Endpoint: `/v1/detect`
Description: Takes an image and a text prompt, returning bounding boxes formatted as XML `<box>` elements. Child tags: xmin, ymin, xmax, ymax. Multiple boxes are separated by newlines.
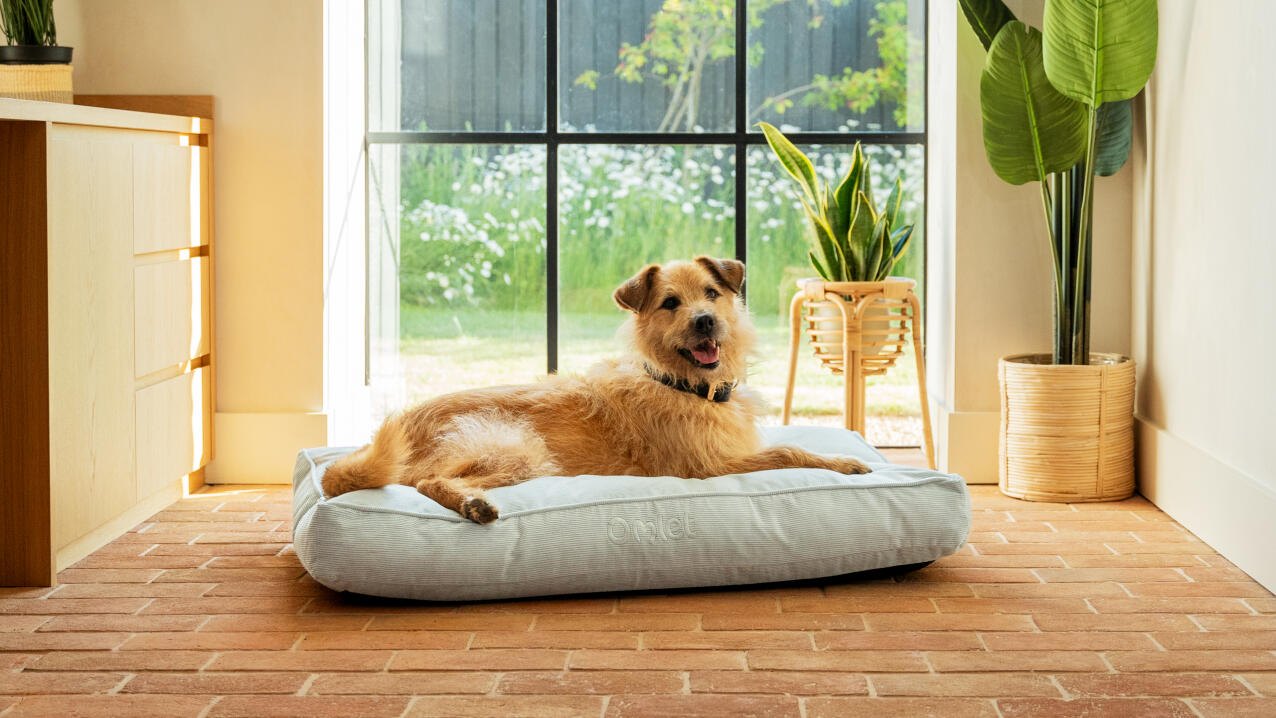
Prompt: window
<box><xmin>367</xmin><ymin>0</ymin><xmax>927</xmax><ymax>445</ymax></box>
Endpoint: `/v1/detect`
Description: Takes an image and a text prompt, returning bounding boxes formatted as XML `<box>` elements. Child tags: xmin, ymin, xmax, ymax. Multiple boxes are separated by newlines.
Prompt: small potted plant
<box><xmin>760</xmin><ymin>122</ymin><xmax>934</xmax><ymax>467</ymax></box>
<box><xmin>960</xmin><ymin>0</ymin><xmax>1157</xmax><ymax>501</ymax></box>
<box><xmin>0</xmin><ymin>0</ymin><xmax>73</xmax><ymax>103</ymax></box>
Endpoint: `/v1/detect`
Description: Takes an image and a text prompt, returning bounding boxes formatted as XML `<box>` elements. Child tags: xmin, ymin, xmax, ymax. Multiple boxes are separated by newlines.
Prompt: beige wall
<box><xmin>928</xmin><ymin>0</ymin><xmax>1133</xmax><ymax>482</ymax></box>
<box><xmin>58</xmin><ymin>1</ymin><xmax>327</xmax><ymax>482</ymax></box>
<box><xmin>1133</xmin><ymin>0</ymin><xmax>1276</xmax><ymax>590</ymax></box>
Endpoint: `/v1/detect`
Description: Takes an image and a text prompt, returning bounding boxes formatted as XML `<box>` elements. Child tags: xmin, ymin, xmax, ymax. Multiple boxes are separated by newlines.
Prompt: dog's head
<box><xmin>613</xmin><ymin>255</ymin><xmax>755</xmax><ymax>387</ymax></box>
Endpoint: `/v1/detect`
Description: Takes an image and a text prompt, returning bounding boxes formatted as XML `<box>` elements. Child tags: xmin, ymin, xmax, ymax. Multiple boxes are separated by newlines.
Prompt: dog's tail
<box><xmin>321</xmin><ymin>423</ymin><xmax>410</xmax><ymax>498</ymax></box>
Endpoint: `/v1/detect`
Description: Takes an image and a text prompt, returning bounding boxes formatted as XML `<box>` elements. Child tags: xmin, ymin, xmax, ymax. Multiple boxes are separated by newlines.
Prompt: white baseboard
<box><xmin>1137</xmin><ymin>417</ymin><xmax>1276</xmax><ymax>593</ymax></box>
<box><xmin>933</xmin><ymin>404</ymin><xmax>999</xmax><ymax>484</ymax></box>
<box><xmin>206</xmin><ymin>412</ymin><xmax>328</xmax><ymax>484</ymax></box>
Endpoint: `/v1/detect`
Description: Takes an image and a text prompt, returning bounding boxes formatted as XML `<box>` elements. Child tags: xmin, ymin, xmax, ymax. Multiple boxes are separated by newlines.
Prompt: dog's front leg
<box><xmin>718</xmin><ymin>446</ymin><xmax>871</xmax><ymax>476</ymax></box>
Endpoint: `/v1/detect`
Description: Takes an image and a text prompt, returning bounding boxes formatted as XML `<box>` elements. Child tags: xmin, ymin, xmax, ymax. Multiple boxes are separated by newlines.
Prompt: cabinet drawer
<box><xmin>134</xmin><ymin>143</ymin><xmax>207</xmax><ymax>253</ymax></box>
<box><xmin>134</xmin><ymin>258</ymin><xmax>210</xmax><ymax>378</ymax></box>
<box><xmin>136</xmin><ymin>368</ymin><xmax>211</xmax><ymax>498</ymax></box>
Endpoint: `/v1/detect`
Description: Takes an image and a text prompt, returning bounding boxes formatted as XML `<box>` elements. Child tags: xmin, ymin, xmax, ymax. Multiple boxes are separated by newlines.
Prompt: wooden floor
<box><xmin>2</xmin><ymin>456</ymin><xmax>1274</xmax><ymax>717</ymax></box>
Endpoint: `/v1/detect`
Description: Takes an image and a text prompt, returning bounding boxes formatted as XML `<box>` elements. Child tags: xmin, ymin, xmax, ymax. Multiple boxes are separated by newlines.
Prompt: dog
<box><xmin>322</xmin><ymin>255</ymin><xmax>871</xmax><ymax>523</ymax></box>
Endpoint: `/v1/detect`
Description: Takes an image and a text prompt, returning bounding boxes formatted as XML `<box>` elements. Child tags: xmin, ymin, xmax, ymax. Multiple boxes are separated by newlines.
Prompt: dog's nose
<box><xmin>694</xmin><ymin>313</ymin><xmax>716</xmax><ymax>336</ymax></box>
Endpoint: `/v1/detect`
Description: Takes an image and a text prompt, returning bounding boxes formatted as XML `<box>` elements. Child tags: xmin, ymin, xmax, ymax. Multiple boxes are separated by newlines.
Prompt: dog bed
<box><xmin>292</xmin><ymin>425</ymin><xmax>970</xmax><ymax>601</ymax></box>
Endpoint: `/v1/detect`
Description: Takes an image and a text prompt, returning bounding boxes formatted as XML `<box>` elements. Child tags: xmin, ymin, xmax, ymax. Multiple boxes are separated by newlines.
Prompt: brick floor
<box><xmin>1</xmin><ymin>459</ymin><xmax>1274</xmax><ymax>717</ymax></box>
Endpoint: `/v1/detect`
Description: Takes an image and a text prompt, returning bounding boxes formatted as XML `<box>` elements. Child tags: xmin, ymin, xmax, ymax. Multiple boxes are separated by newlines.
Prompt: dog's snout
<box><xmin>694</xmin><ymin>313</ymin><xmax>716</xmax><ymax>336</ymax></box>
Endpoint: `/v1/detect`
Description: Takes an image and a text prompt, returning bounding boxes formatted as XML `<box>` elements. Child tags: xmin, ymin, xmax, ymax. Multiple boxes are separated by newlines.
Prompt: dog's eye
<box><xmin>660</xmin><ymin>296</ymin><xmax>680</xmax><ymax>311</ymax></box>
<box><xmin>705</xmin><ymin>287</ymin><xmax>720</xmax><ymax>301</ymax></box>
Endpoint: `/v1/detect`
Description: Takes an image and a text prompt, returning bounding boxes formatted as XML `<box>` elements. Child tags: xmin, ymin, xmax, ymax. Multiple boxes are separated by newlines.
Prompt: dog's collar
<box><xmin>643</xmin><ymin>364</ymin><xmax>735</xmax><ymax>403</ymax></box>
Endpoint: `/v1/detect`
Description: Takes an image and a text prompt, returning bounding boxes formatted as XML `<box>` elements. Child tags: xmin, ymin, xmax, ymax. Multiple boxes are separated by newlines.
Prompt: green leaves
<box><xmin>1043</xmin><ymin>0</ymin><xmax>1159</xmax><ymax>107</ymax></box>
<box><xmin>759</xmin><ymin>125</ymin><xmax>916</xmax><ymax>281</ymax></box>
<box><xmin>979</xmin><ymin>21</ymin><xmax>1089</xmax><ymax>186</ymax></box>
<box><xmin>958</xmin><ymin>0</ymin><xmax>1017</xmax><ymax>51</ymax></box>
<box><xmin>758</xmin><ymin>121</ymin><xmax>822</xmax><ymax>211</ymax></box>
<box><xmin>1094</xmin><ymin>98</ymin><xmax>1133</xmax><ymax>176</ymax></box>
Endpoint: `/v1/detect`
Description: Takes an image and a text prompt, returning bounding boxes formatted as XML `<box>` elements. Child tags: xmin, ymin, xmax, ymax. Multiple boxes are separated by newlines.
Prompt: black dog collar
<box><xmin>643</xmin><ymin>364</ymin><xmax>735</xmax><ymax>403</ymax></box>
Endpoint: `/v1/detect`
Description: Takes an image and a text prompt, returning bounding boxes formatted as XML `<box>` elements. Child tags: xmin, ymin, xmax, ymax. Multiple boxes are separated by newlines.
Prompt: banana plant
<box><xmin>758</xmin><ymin>122</ymin><xmax>915</xmax><ymax>283</ymax></box>
<box><xmin>960</xmin><ymin>0</ymin><xmax>1157</xmax><ymax>365</ymax></box>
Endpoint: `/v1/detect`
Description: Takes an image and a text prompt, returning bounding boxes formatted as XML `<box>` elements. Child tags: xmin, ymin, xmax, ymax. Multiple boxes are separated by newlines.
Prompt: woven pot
<box><xmin>999</xmin><ymin>353</ymin><xmax>1136</xmax><ymax>502</ymax></box>
<box><xmin>797</xmin><ymin>277</ymin><xmax>913</xmax><ymax>374</ymax></box>
<box><xmin>0</xmin><ymin>64</ymin><xmax>73</xmax><ymax>103</ymax></box>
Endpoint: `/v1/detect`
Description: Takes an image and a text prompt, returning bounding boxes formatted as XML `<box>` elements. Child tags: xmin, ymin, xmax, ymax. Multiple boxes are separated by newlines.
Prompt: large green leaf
<box><xmin>758</xmin><ymin>121</ymin><xmax>822</xmax><ymax>210</ymax></box>
<box><xmin>958</xmin><ymin>0</ymin><xmax>1017</xmax><ymax>52</ymax></box>
<box><xmin>832</xmin><ymin>143</ymin><xmax>863</xmax><ymax>235</ymax></box>
<box><xmin>803</xmin><ymin>201</ymin><xmax>845</xmax><ymax>281</ymax></box>
<box><xmin>980</xmin><ymin>21</ymin><xmax>1089</xmax><ymax>185</ymax></box>
<box><xmin>1093</xmin><ymin>98</ymin><xmax>1133</xmax><ymax>176</ymax></box>
<box><xmin>1043</xmin><ymin>0</ymin><xmax>1159</xmax><ymax>107</ymax></box>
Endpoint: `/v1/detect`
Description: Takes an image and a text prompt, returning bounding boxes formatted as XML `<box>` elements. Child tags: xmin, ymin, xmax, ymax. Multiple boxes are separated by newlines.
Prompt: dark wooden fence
<box><xmin>397</xmin><ymin>0</ymin><xmax>908</xmax><ymax>133</ymax></box>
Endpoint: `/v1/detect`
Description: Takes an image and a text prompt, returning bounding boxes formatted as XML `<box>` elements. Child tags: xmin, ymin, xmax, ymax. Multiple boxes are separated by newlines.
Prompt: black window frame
<box><xmin>367</xmin><ymin>0</ymin><xmax>928</xmax><ymax>374</ymax></box>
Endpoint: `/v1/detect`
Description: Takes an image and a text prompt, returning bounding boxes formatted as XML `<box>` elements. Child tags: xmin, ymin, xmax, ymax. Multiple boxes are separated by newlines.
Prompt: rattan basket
<box><xmin>999</xmin><ymin>353</ymin><xmax>1136</xmax><ymax>502</ymax></box>
<box><xmin>0</xmin><ymin>64</ymin><xmax>73</xmax><ymax>103</ymax></box>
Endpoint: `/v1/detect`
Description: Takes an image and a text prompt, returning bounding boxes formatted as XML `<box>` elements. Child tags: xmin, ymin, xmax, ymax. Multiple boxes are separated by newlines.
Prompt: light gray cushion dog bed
<box><xmin>292</xmin><ymin>425</ymin><xmax>970</xmax><ymax>601</ymax></box>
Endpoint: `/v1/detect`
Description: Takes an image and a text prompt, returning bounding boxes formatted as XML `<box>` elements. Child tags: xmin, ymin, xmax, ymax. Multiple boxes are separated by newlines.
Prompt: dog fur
<box><xmin>322</xmin><ymin>256</ymin><xmax>871</xmax><ymax>523</ymax></box>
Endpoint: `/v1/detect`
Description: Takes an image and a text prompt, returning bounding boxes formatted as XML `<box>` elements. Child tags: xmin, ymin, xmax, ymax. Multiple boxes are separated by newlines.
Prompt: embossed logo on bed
<box><xmin>606</xmin><ymin>513</ymin><xmax>700</xmax><ymax>545</ymax></box>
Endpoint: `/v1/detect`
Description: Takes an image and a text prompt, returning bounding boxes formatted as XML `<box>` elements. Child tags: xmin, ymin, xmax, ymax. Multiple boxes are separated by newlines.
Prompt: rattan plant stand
<box><xmin>781</xmin><ymin>278</ymin><xmax>935</xmax><ymax>470</ymax></box>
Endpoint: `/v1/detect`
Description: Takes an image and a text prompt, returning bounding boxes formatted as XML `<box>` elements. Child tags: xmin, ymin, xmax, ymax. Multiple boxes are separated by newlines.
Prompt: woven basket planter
<box><xmin>0</xmin><ymin>64</ymin><xmax>73</xmax><ymax>103</ymax></box>
<box><xmin>999</xmin><ymin>353</ymin><xmax>1136</xmax><ymax>502</ymax></box>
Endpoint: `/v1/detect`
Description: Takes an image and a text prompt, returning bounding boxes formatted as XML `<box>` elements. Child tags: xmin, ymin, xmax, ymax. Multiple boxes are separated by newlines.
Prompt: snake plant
<box><xmin>758</xmin><ymin>121</ymin><xmax>914</xmax><ymax>283</ymax></box>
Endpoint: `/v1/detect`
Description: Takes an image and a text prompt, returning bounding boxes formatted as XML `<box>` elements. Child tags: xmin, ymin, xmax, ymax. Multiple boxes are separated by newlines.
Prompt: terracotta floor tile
<box><xmin>1063</xmin><ymin>554</ymin><xmax>1208</xmax><ymax>568</ymax></box>
<box><xmin>407</xmin><ymin>696</ymin><xmax>606</xmax><ymax>718</ymax></box>
<box><xmin>0</xmin><ymin>671</ymin><xmax>125</xmax><ymax>695</ymax></box>
<box><xmin>393</xmin><ymin>649</ymin><xmax>568</xmax><ymax>671</ymax></box>
<box><xmin>806</xmin><ymin>697</ymin><xmax>997</xmax><ymax>717</ymax></box>
<box><xmin>970</xmin><ymin>582</ymin><xmax>1126</xmax><ymax>598</ymax></box>
<box><xmin>200</xmin><ymin>614</ymin><xmax>371</xmax><ymax>632</ymax></box>
<box><xmin>1033</xmin><ymin>614</ymin><xmax>1198</xmax><ymax>631</ymax></box>
<box><xmin>1107</xmin><ymin>650</ymin><xmax>1276</xmax><ymax>672</ymax></box>
<box><xmin>570</xmin><ymin>649</ymin><xmax>744</xmax><ymax>670</ymax></box>
<box><xmin>0</xmin><ymin>598</ymin><xmax>150</xmax><ymax>615</ymax></box>
<box><xmin>1090</xmin><ymin>597</ymin><xmax>1253</xmax><ymax>614</ymax></box>
<box><xmin>6</xmin><ymin>694</ymin><xmax>214</xmax><ymax>717</ymax></box>
<box><xmin>471</xmin><ymin>630</ymin><xmax>638</xmax><ymax>649</ymax></box>
<box><xmin>1123</xmin><ymin>582</ymin><xmax>1273</xmax><ymax>597</ymax></box>
<box><xmin>209</xmin><ymin>650</ymin><xmax>393</xmax><ymax>672</ymax></box>
<box><xmin>813</xmin><ymin>631</ymin><xmax>983</xmax><ymax>651</ymax></box>
<box><xmin>368</xmin><ymin>614</ymin><xmax>534</xmax><ymax>631</ymax></box>
<box><xmin>533</xmin><ymin>614</ymin><xmax>698</xmax><ymax>631</ymax></box>
<box><xmin>928</xmin><ymin>651</ymin><xmax>1107</xmax><ymax>672</ymax></box>
<box><xmin>699</xmin><ymin>613</ymin><xmax>864</xmax><ymax>630</ymax></box>
<box><xmin>605</xmin><ymin>694</ymin><xmax>799</xmax><ymax>717</ymax></box>
<box><xmin>1192</xmin><ymin>699</ymin><xmax>1276</xmax><ymax>718</ymax></box>
<box><xmin>0</xmin><ymin>616</ymin><xmax>46</xmax><ymax>633</ymax></box>
<box><xmin>1056</xmin><ymin>673</ymin><xmax>1255</xmax><ymax>698</ymax></box>
<box><xmin>297</xmin><ymin>630</ymin><xmax>468</xmax><ymax>650</ymax></box>
<box><xmin>208</xmin><ymin>695</ymin><xmax>411</xmax><ymax>718</ymax></box>
<box><xmin>50</xmin><ymin>583</ymin><xmax>214</xmax><ymax>598</ymax></box>
<box><xmin>1036</xmin><ymin>568</ymin><xmax>1186</xmax><ymax>583</ymax></box>
<box><xmin>307</xmin><ymin>672</ymin><xmax>496</xmax><ymax>694</ymax></box>
<box><xmin>747</xmin><ymin>649</ymin><xmax>926</xmax><ymax>672</ymax></box>
<box><xmin>0</xmin><ymin>632</ymin><xmax>129</xmax><ymax>651</ymax></box>
<box><xmin>870</xmin><ymin>673</ymin><xmax>1061</xmax><ymax>697</ymax></box>
<box><xmin>120</xmin><ymin>631</ymin><xmax>300</xmax><ymax>650</ymax></box>
<box><xmin>1241</xmin><ymin>673</ymin><xmax>1276</xmax><ymax>696</ymax></box>
<box><xmin>997</xmin><ymin>698</ymin><xmax>1196</xmax><ymax>717</ymax></box>
<box><xmin>643</xmin><ymin>630</ymin><xmax>812</xmax><ymax>649</ymax></box>
<box><xmin>121</xmin><ymin>672</ymin><xmax>309</xmax><ymax>694</ymax></box>
<box><xmin>689</xmin><ymin>670</ymin><xmax>868</xmax><ymax>695</ymax></box>
<box><xmin>779</xmin><ymin>596</ymin><xmax>936</xmax><ymax>613</ymax></box>
<box><xmin>453</xmin><ymin>597</ymin><xmax>617</xmax><ymax>614</ymax></box>
<box><xmin>821</xmin><ymin>582</ymin><xmax>975</xmax><ymax>597</ymax></box>
<box><xmin>497</xmin><ymin>670</ymin><xmax>684</xmax><ymax>694</ymax></box>
<box><xmin>1194</xmin><ymin>614</ymin><xmax>1276</xmax><ymax>631</ymax></box>
<box><xmin>36</xmin><ymin>615</ymin><xmax>206</xmax><ymax>633</ymax></box>
<box><xmin>981</xmin><ymin>631</ymin><xmax>1158</xmax><ymax>651</ymax></box>
<box><xmin>933</xmin><ymin>598</ymin><xmax>1092</xmax><ymax>613</ymax></box>
<box><xmin>864</xmin><ymin>613</ymin><xmax>1037</xmax><ymax>632</ymax></box>
<box><xmin>1151</xmin><ymin>631</ymin><xmax>1276</xmax><ymax>650</ymax></box>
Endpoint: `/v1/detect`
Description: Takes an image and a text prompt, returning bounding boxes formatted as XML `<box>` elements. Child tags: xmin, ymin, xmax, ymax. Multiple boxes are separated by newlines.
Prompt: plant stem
<box><xmin>1072</xmin><ymin>107</ymin><xmax>1100</xmax><ymax>365</ymax></box>
<box><xmin>1044</xmin><ymin>173</ymin><xmax>1067</xmax><ymax>365</ymax></box>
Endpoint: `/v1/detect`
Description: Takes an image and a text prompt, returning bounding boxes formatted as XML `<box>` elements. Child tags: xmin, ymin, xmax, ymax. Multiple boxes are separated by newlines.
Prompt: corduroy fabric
<box><xmin>293</xmin><ymin>426</ymin><xmax>971</xmax><ymax>601</ymax></box>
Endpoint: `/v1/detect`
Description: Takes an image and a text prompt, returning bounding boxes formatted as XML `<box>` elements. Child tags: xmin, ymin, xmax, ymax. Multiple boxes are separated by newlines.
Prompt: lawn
<box><xmin>394</xmin><ymin>304</ymin><xmax>924</xmax><ymax>447</ymax></box>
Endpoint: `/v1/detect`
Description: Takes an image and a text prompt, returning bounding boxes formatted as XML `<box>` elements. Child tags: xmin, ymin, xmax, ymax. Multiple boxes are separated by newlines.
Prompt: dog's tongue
<box><xmin>692</xmin><ymin>341</ymin><xmax>720</xmax><ymax>365</ymax></box>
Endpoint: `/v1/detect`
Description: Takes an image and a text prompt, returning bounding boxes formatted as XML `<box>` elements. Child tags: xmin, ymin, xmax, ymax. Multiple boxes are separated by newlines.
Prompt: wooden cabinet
<box><xmin>0</xmin><ymin>97</ymin><xmax>214</xmax><ymax>586</ymax></box>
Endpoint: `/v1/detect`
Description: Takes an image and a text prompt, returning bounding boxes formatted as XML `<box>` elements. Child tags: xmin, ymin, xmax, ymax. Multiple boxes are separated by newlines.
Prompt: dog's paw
<box><xmin>460</xmin><ymin>496</ymin><xmax>499</xmax><ymax>524</ymax></box>
<box><xmin>834</xmin><ymin>458</ymin><xmax>872</xmax><ymax>475</ymax></box>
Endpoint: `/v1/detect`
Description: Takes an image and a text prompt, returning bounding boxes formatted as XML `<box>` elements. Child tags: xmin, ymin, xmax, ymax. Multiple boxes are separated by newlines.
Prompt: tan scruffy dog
<box><xmin>322</xmin><ymin>256</ymin><xmax>871</xmax><ymax>523</ymax></box>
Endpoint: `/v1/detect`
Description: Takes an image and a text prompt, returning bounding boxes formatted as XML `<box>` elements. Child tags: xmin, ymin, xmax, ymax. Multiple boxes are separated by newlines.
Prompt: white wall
<box><xmin>928</xmin><ymin>0</ymin><xmax>1133</xmax><ymax>482</ymax></box>
<box><xmin>58</xmin><ymin>1</ymin><xmax>327</xmax><ymax>482</ymax></box>
<box><xmin>1133</xmin><ymin>0</ymin><xmax>1276</xmax><ymax>590</ymax></box>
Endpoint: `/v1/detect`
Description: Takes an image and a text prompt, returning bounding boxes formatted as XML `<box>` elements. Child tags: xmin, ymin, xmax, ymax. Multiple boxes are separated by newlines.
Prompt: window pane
<box><xmin>559</xmin><ymin>0</ymin><xmax>733</xmax><ymax>132</ymax></box>
<box><xmin>368</xmin><ymin>144</ymin><xmax>548</xmax><ymax>423</ymax></box>
<box><xmin>747</xmin><ymin>0</ymin><xmax>925</xmax><ymax>133</ymax></box>
<box><xmin>379</xmin><ymin>0</ymin><xmax>547</xmax><ymax>132</ymax></box>
<box><xmin>558</xmin><ymin>144</ymin><xmax>735</xmax><ymax>374</ymax></box>
<box><xmin>747</xmin><ymin>144</ymin><xmax>925</xmax><ymax>445</ymax></box>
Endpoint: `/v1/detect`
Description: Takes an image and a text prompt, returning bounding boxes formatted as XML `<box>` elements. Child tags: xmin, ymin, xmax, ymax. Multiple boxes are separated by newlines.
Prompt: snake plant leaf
<box><xmin>825</xmin><ymin>184</ymin><xmax>849</xmax><ymax>253</ymax></box>
<box><xmin>758</xmin><ymin>121</ymin><xmax>822</xmax><ymax>210</ymax></box>
<box><xmin>884</xmin><ymin>179</ymin><xmax>903</xmax><ymax>228</ymax></box>
<box><xmin>846</xmin><ymin>192</ymin><xmax>878</xmax><ymax>280</ymax></box>
<box><xmin>1043</xmin><ymin>0</ymin><xmax>1159</xmax><ymax>107</ymax></box>
<box><xmin>958</xmin><ymin>0</ymin><xmax>1017</xmax><ymax>52</ymax></box>
<box><xmin>858</xmin><ymin>152</ymin><xmax>874</xmax><ymax>208</ymax></box>
<box><xmin>871</xmin><ymin>215</ymin><xmax>896</xmax><ymax>280</ymax></box>
<box><xmin>803</xmin><ymin>201</ymin><xmax>846</xmax><ymax>282</ymax></box>
<box><xmin>980</xmin><ymin>21</ymin><xmax>1088</xmax><ymax>185</ymax></box>
<box><xmin>832</xmin><ymin>143</ymin><xmax>864</xmax><ymax>234</ymax></box>
<box><xmin>808</xmin><ymin>251</ymin><xmax>833</xmax><ymax>281</ymax></box>
<box><xmin>1093</xmin><ymin>98</ymin><xmax>1133</xmax><ymax>176</ymax></box>
<box><xmin>890</xmin><ymin>224</ymin><xmax>914</xmax><ymax>262</ymax></box>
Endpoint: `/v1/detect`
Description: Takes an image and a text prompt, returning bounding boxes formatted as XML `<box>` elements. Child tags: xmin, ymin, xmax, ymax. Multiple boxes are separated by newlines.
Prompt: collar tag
<box><xmin>643</xmin><ymin>364</ymin><xmax>734</xmax><ymax>403</ymax></box>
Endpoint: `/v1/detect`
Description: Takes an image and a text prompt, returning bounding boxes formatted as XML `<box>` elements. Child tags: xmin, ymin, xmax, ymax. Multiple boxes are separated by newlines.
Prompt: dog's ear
<box><xmin>613</xmin><ymin>264</ymin><xmax>661</xmax><ymax>313</ymax></box>
<box><xmin>695</xmin><ymin>256</ymin><xmax>745</xmax><ymax>294</ymax></box>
